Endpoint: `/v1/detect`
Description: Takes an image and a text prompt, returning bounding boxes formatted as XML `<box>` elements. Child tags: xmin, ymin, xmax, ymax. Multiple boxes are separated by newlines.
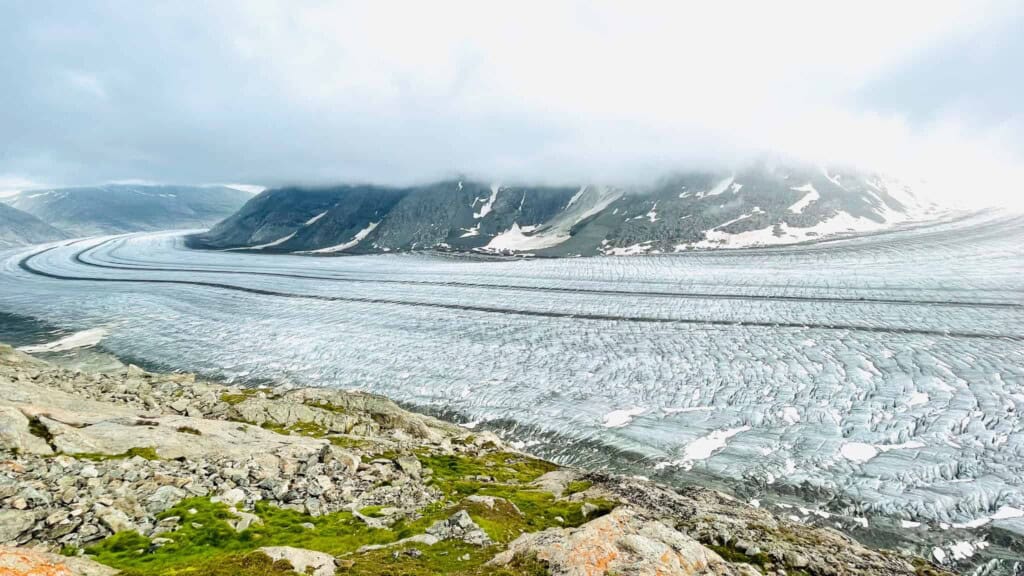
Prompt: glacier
<box><xmin>1</xmin><ymin>210</ymin><xmax>1022</xmax><ymax>567</ymax></box>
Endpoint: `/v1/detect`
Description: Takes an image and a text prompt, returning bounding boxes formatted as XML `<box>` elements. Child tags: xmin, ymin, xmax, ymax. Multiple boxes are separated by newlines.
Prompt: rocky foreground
<box><xmin>0</xmin><ymin>343</ymin><xmax>947</xmax><ymax>576</ymax></box>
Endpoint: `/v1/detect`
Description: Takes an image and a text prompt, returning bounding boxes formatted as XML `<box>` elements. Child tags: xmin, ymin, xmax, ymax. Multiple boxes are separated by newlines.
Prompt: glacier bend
<box><xmin>1</xmin><ymin>210</ymin><xmax>1022</xmax><ymax>551</ymax></box>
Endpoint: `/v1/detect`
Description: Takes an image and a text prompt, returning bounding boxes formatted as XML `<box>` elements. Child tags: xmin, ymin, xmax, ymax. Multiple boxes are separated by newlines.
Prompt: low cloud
<box><xmin>0</xmin><ymin>1</ymin><xmax>1020</xmax><ymax>206</ymax></box>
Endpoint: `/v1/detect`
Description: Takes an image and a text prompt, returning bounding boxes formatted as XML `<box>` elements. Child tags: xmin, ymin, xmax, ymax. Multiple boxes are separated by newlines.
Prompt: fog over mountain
<box><xmin>5</xmin><ymin>184</ymin><xmax>252</xmax><ymax>236</ymax></box>
<box><xmin>0</xmin><ymin>203</ymin><xmax>67</xmax><ymax>249</ymax></box>
<box><xmin>1</xmin><ymin>2</ymin><xmax>1021</xmax><ymax>207</ymax></box>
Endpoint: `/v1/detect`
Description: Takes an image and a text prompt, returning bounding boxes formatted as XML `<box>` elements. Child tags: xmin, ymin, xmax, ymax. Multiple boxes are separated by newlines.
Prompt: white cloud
<box><xmin>64</xmin><ymin>69</ymin><xmax>106</xmax><ymax>99</ymax></box>
<box><xmin>1</xmin><ymin>1</ymin><xmax>1021</xmax><ymax>207</ymax></box>
<box><xmin>0</xmin><ymin>176</ymin><xmax>41</xmax><ymax>198</ymax></box>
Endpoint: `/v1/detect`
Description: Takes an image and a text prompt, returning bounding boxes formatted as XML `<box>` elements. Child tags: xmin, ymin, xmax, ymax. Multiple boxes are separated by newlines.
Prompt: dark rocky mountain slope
<box><xmin>192</xmin><ymin>163</ymin><xmax>940</xmax><ymax>256</ymax></box>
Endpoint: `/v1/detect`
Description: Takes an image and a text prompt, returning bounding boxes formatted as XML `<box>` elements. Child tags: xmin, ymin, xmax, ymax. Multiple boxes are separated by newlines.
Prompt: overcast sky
<box><xmin>1</xmin><ymin>1</ymin><xmax>1021</xmax><ymax>204</ymax></box>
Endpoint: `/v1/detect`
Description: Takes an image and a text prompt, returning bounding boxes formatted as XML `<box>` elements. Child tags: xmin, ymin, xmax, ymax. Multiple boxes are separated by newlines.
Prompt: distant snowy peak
<box><xmin>191</xmin><ymin>164</ymin><xmax>946</xmax><ymax>257</ymax></box>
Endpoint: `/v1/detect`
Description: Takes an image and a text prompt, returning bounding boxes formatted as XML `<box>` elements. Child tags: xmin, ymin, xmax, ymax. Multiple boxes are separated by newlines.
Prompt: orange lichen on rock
<box><xmin>489</xmin><ymin>507</ymin><xmax>721</xmax><ymax>576</ymax></box>
<box><xmin>0</xmin><ymin>548</ymin><xmax>73</xmax><ymax>576</ymax></box>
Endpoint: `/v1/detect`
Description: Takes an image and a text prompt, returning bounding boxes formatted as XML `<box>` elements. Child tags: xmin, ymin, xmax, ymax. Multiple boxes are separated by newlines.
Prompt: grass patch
<box><xmin>86</xmin><ymin>497</ymin><xmax>394</xmax><ymax>575</ymax></box>
<box><xmin>343</xmin><ymin>541</ymin><xmax>549</xmax><ymax>576</ymax></box>
<box><xmin>219</xmin><ymin>388</ymin><xmax>271</xmax><ymax>406</ymax></box>
<box><xmin>257</xmin><ymin>420</ymin><xmax>330</xmax><ymax>439</ymax></box>
<box><xmin>359</xmin><ymin>506</ymin><xmax>385</xmax><ymax>518</ymax></box>
<box><xmin>176</xmin><ymin>426</ymin><xmax>202</xmax><ymax>435</ymax></box>
<box><xmin>72</xmin><ymin>447</ymin><xmax>160</xmax><ymax>461</ymax></box>
<box><xmin>564</xmin><ymin>480</ymin><xmax>592</xmax><ymax>495</ymax></box>
<box><xmin>704</xmin><ymin>542</ymin><xmax>811</xmax><ymax>576</ymax></box>
<box><xmin>114</xmin><ymin>551</ymin><xmax>300</xmax><ymax>576</ymax></box>
<box><xmin>85</xmin><ymin>450</ymin><xmax>610</xmax><ymax>576</ymax></box>
<box><xmin>419</xmin><ymin>451</ymin><xmax>557</xmax><ymax>490</ymax></box>
<box><xmin>328</xmin><ymin>435</ymin><xmax>368</xmax><ymax>449</ymax></box>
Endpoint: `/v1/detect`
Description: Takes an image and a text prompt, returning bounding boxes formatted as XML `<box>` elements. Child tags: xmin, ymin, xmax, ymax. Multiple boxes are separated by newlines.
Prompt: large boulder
<box><xmin>489</xmin><ymin>507</ymin><xmax>737</xmax><ymax>576</ymax></box>
<box><xmin>0</xmin><ymin>546</ymin><xmax>117</xmax><ymax>576</ymax></box>
<box><xmin>258</xmin><ymin>546</ymin><xmax>337</xmax><ymax>576</ymax></box>
<box><xmin>0</xmin><ymin>406</ymin><xmax>53</xmax><ymax>455</ymax></box>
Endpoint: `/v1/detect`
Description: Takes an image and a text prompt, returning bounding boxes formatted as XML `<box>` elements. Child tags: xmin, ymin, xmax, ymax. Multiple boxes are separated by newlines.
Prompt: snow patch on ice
<box><xmin>840</xmin><ymin>440</ymin><xmax>926</xmax><ymax>463</ymax></box>
<box><xmin>840</xmin><ymin>442</ymin><xmax>878</xmax><ymax>463</ymax></box>
<box><xmin>781</xmin><ymin>406</ymin><xmax>801</xmax><ymax>424</ymax></box>
<box><xmin>20</xmin><ymin>328</ymin><xmax>108</xmax><ymax>353</ymax></box>
<box><xmin>655</xmin><ymin>426</ymin><xmax>752</xmax><ymax>471</ymax></box>
<box><xmin>992</xmin><ymin>506</ymin><xmax>1024</xmax><ymax>520</ymax></box>
<box><xmin>907</xmin><ymin>392</ymin><xmax>929</xmax><ymax>406</ymax></box>
<box><xmin>602</xmin><ymin>407</ymin><xmax>646</xmax><ymax>428</ymax></box>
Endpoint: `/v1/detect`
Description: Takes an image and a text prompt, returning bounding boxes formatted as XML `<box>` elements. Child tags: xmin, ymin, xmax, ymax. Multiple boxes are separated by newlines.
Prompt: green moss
<box><xmin>59</xmin><ymin>545</ymin><xmax>80</xmax><ymax>557</ymax></box>
<box><xmin>419</xmin><ymin>451</ymin><xmax>557</xmax><ymax>490</ymax></box>
<box><xmin>912</xmin><ymin>557</ymin><xmax>949</xmax><ymax>576</ymax></box>
<box><xmin>85</xmin><ymin>450</ymin><xmax>606</xmax><ymax>576</ymax></box>
<box><xmin>176</xmin><ymin>426</ymin><xmax>202</xmax><ymax>435</ymax></box>
<box><xmin>343</xmin><ymin>542</ymin><xmax>549</xmax><ymax>575</ymax></box>
<box><xmin>73</xmin><ymin>447</ymin><xmax>160</xmax><ymax>461</ymax></box>
<box><xmin>328</xmin><ymin>435</ymin><xmax>368</xmax><ymax>449</ymax></box>
<box><xmin>219</xmin><ymin>388</ymin><xmax>271</xmax><ymax>406</ymax></box>
<box><xmin>115</xmin><ymin>551</ymin><xmax>301</xmax><ymax>576</ymax></box>
<box><xmin>564</xmin><ymin>480</ymin><xmax>592</xmax><ymax>495</ymax></box>
<box><xmin>704</xmin><ymin>542</ymin><xmax>810</xmax><ymax>576</ymax></box>
<box><xmin>257</xmin><ymin>420</ymin><xmax>329</xmax><ymax>439</ymax></box>
<box><xmin>86</xmin><ymin>497</ymin><xmax>393</xmax><ymax>575</ymax></box>
<box><xmin>359</xmin><ymin>506</ymin><xmax>385</xmax><ymax>518</ymax></box>
<box><xmin>27</xmin><ymin>416</ymin><xmax>54</xmax><ymax>443</ymax></box>
<box><xmin>706</xmin><ymin>543</ymin><xmax>771</xmax><ymax>566</ymax></box>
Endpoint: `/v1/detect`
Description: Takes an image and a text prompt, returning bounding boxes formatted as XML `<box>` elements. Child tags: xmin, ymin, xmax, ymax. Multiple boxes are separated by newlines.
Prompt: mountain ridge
<box><xmin>192</xmin><ymin>163</ymin><xmax>941</xmax><ymax>257</ymax></box>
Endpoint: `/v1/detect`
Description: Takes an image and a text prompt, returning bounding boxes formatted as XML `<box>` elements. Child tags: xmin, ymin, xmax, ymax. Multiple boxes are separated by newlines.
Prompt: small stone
<box><xmin>784</xmin><ymin>550</ymin><xmax>809</xmax><ymax>568</ymax></box>
<box><xmin>80</xmin><ymin>466</ymin><xmax>100</xmax><ymax>479</ymax></box>
<box><xmin>394</xmin><ymin>455</ymin><xmax>422</xmax><ymax>478</ymax></box>
<box><xmin>218</xmin><ymin>488</ymin><xmax>246</xmax><ymax>507</ymax></box>
<box><xmin>97</xmin><ymin>508</ymin><xmax>135</xmax><ymax>534</ymax></box>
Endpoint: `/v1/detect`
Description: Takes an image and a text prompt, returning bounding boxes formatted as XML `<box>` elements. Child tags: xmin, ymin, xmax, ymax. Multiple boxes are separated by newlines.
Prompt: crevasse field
<box><xmin>2</xmin><ymin>210</ymin><xmax>1023</xmax><ymax>561</ymax></box>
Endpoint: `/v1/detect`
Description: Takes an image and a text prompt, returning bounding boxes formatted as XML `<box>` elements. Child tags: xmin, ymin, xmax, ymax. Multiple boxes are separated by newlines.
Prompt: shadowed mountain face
<box><xmin>0</xmin><ymin>203</ymin><xmax>68</xmax><ymax>249</ymax></box>
<box><xmin>192</xmin><ymin>164</ymin><xmax>940</xmax><ymax>256</ymax></box>
<box><xmin>6</xmin><ymin>185</ymin><xmax>253</xmax><ymax>236</ymax></box>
